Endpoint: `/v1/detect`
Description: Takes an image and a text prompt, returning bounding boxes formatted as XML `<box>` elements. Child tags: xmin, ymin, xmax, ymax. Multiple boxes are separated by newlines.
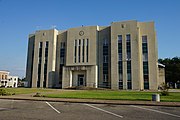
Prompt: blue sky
<box><xmin>0</xmin><ymin>0</ymin><xmax>180</xmax><ymax>77</ymax></box>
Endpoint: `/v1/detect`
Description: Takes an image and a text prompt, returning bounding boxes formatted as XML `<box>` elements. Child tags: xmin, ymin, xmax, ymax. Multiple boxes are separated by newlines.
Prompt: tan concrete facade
<box><xmin>26</xmin><ymin>20</ymin><xmax>165</xmax><ymax>90</ymax></box>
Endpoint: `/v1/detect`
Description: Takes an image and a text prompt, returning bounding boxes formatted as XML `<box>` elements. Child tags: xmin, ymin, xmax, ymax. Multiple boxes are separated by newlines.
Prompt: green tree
<box><xmin>158</xmin><ymin>57</ymin><xmax>180</xmax><ymax>88</ymax></box>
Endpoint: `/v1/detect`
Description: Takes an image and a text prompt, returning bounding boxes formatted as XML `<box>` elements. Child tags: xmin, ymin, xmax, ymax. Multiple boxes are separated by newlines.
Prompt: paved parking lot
<box><xmin>0</xmin><ymin>99</ymin><xmax>180</xmax><ymax>120</ymax></box>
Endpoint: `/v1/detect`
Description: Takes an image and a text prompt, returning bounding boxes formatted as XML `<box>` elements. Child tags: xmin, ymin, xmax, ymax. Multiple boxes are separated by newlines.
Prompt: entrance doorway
<box><xmin>78</xmin><ymin>74</ymin><xmax>85</xmax><ymax>86</ymax></box>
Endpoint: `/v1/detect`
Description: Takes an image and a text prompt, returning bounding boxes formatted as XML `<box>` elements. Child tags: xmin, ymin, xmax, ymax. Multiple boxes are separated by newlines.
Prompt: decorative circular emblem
<box><xmin>79</xmin><ymin>31</ymin><xmax>84</xmax><ymax>36</ymax></box>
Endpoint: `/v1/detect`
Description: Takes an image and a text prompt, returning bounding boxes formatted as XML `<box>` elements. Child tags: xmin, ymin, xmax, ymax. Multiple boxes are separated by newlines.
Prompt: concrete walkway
<box><xmin>0</xmin><ymin>93</ymin><xmax>180</xmax><ymax>107</ymax></box>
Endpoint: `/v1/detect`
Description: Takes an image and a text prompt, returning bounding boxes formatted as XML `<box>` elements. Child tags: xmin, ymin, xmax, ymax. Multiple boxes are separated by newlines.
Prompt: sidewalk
<box><xmin>0</xmin><ymin>94</ymin><xmax>180</xmax><ymax>107</ymax></box>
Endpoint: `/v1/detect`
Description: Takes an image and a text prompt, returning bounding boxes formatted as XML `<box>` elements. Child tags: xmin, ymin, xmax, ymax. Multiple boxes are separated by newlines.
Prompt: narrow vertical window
<box><xmin>37</xmin><ymin>42</ymin><xmax>43</xmax><ymax>87</ymax></box>
<box><xmin>82</xmin><ymin>39</ymin><xmax>85</xmax><ymax>62</ymax></box>
<box><xmin>43</xmin><ymin>41</ymin><xmax>49</xmax><ymax>88</ymax></box>
<box><xmin>103</xmin><ymin>38</ymin><xmax>109</xmax><ymax>88</ymax></box>
<box><xmin>126</xmin><ymin>34</ymin><xmax>132</xmax><ymax>89</ymax></box>
<box><xmin>86</xmin><ymin>39</ymin><xmax>89</xmax><ymax>62</ymax></box>
<box><xmin>60</xmin><ymin>42</ymin><xmax>65</xmax><ymax>64</ymax></box>
<box><xmin>59</xmin><ymin>41</ymin><xmax>66</xmax><ymax>86</ymax></box>
<box><xmin>78</xmin><ymin>39</ymin><xmax>81</xmax><ymax>63</ymax></box>
<box><xmin>74</xmin><ymin>40</ymin><xmax>77</xmax><ymax>63</ymax></box>
<box><xmin>142</xmin><ymin>35</ymin><xmax>149</xmax><ymax>89</ymax></box>
<box><xmin>118</xmin><ymin>35</ymin><xmax>123</xmax><ymax>89</ymax></box>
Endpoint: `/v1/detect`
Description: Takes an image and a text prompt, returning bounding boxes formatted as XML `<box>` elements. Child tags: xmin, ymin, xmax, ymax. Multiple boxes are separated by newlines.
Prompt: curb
<box><xmin>0</xmin><ymin>97</ymin><xmax>180</xmax><ymax>107</ymax></box>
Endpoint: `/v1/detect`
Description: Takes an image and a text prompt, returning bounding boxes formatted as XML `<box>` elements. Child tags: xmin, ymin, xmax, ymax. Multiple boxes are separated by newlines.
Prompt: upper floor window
<box><xmin>75</xmin><ymin>40</ymin><xmax>77</xmax><ymax>46</ymax></box>
<box><xmin>45</xmin><ymin>41</ymin><xmax>49</xmax><ymax>48</ymax></box>
<box><xmin>39</xmin><ymin>42</ymin><xmax>43</xmax><ymax>48</ymax></box>
<box><xmin>126</xmin><ymin>53</ymin><xmax>131</xmax><ymax>61</ymax></box>
<box><xmin>118</xmin><ymin>53</ymin><xmax>122</xmax><ymax>61</ymax></box>
<box><xmin>126</xmin><ymin>34</ymin><xmax>131</xmax><ymax>42</ymax></box>
<box><xmin>60</xmin><ymin>57</ymin><xmax>64</xmax><ymax>64</ymax></box>
<box><xmin>142</xmin><ymin>35</ymin><xmax>147</xmax><ymax>43</ymax></box>
<box><xmin>79</xmin><ymin>39</ymin><xmax>81</xmax><ymax>46</ymax></box>
<box><xmin>61</xmin><ymin>42</ymin><xmax>65</xmax><ymax>49</ymax></box>
<box><xmin>118</xmin><ymin>35</ymin><xmax>122</xmax><ymax>43</ymax></box>
<box><xmin>143</xmin><ymin>53</ymin><xmax>148</xmax><ymax>61</ymax></box>
<box><xmin>103</xmin><ymin>55</ymin><xmax>108</xmax><ymax>63</ymax></box>
<box><xmin>103</xmin><ymin>38</ymin><xmax>108</xmax><ymax>46</ymax></box>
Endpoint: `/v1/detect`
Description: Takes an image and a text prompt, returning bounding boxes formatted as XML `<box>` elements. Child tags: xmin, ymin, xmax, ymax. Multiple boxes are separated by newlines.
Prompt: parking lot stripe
<box><xmin>46</xmin><ymin>102</ymin><xmax>61</xmax><ymax>114</ymax></box>
<box><xmin>131</xmin><ymin>105</ymin><xmax>180</xmax><ymax>118</ymax></box>
<box><xmin>84</xmin><ymin>104</ymin><xmax>123</xmax><ymax>118</ymax></box>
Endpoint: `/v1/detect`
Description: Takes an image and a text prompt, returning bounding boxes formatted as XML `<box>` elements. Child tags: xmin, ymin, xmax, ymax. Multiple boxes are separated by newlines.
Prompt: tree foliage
<box><xmin>158</xmin><ymin>57</ymin><xmax>180</xmax><ymax>86</ymax></box>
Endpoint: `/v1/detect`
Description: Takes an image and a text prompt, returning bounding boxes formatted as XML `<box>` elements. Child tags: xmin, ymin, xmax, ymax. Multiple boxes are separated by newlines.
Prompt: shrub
<box><xmin>161</xmin><ymin>90</ymin><xmax>169</xmax><ymax>96</ymax></box>
<box><xmin>33</xmin><ymin>92</ymin><xmax>42</xmax><ymax>97</ymax></box>
<box><xmin>160</xmin><ymin>83</ymin><xmax>169</xmax><ymax>96</ymax></box>
<box><xmin>0</xmin><ymin>89</ymin><xmax>10</xmax><ymax>96</ymax></box>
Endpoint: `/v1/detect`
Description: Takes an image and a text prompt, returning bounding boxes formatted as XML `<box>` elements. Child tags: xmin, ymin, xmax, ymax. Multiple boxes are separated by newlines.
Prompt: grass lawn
<box><xmin>1</xmin><ymin>88</ymin><xmax>180</xmax><ymax>102</ymax></box>
<box><xmin>1</xmin><ymin>88</ymin><xmax>54</xmax><ymax>94</ymax></box>
<box><xmin>43</xmin><ymin>90</ymin><xmax>180</xmax><ymax>102</ymax></box>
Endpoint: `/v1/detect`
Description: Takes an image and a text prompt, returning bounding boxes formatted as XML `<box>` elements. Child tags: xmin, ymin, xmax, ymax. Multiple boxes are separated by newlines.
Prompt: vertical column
<box><xmin>122</xmin><ymin>35</ymin><xmax>127</xmax><ymax>90</ymax></box>
<box><xmin>69</xmin><ymin>70</ymin><xmax>72</xmax><ymax>87</ymax></box>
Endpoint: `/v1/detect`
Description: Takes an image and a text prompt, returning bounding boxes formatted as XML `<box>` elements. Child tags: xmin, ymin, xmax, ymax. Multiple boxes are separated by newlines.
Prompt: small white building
<box><xmin>0</xmin><ymin>70</ymin><xmax>18</xmax><ymax>88</ymax></box>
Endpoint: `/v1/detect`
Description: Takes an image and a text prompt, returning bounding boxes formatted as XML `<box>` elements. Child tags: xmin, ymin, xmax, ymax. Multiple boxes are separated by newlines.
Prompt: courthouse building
<box><xmin>26</xmin><ymin>20</ymin><xmax>165</xmax><ymax>90</ymax></box>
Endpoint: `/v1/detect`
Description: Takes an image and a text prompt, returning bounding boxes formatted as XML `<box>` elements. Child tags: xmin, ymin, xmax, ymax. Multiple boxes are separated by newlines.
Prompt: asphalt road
<box><xmin>0</xmin><ymin>99</ymin><xmax>180</xmax><ymax>120</ymax></box>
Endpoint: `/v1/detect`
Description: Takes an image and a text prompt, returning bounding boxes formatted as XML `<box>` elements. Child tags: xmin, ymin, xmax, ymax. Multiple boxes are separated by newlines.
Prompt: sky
<box><xmin>0</xmin><ymin>0</ymin><xmax>180</xmax><ymax>78</ymax></box>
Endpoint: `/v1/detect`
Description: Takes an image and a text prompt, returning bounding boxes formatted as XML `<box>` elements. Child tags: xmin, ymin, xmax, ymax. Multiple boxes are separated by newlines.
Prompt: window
<box><xmin>118</xmin><ymin>53</ymin><xmax>122</xmax><ymax>61</ymax></box>
<box><xmin>82</xmin><ymin>39</ymin><xmax>85</xmax><ymax>62</ymax></box>
<box><xmin>142</xmin><ymin>35</ymin><xmax>147</xmax><ymax>43</ymax></box>
<box><xmin>143</xmin><ymin>62</ymin><xmax>149</xmax><ymax>75</ymax></box>
<box><xmin>118</xmin><ymin>35</ymin><xmax>123</xmax><ymax>89</ymax></box>
<box><xmin>61</xmin><ymin>42</ymin><xmax>65</xmax><ymax>48</ymax></box>
<box><xmin>79</xmin><ymin>39</ymin><xmax>81</xmax><ymax>46</ymax></box>
<box><xmin>142</xmin><ymin>36</ymin><xmax>149</xmax><ymax>89</ymax></box>
<box><xmin>74</xmin><ymin>40</ymin><xmax>77</xmax><ymax>63</ymax></box>
<box><xmin>103</xmin><ymin>74</ymin><xmax>108</xmax><ymax>82</ymax></box>
<box><xmin>75</xmin><ymin>40</ymin><xmax>77</xmax><ymax>46</ymax></box>
<box><xmin>45</xmin><ymin>41</ymin><xmax>49</xmax><ymax>57</ymax></box>
<box><xmin>78</xmin><ymin>39</ymin><xmax>81</xmax><ymax>63</ymax></box>
<box><xmin>45</xmin><ymin>41</ymin><xmax>49</xmax><ymax>48</ymax></box>
<box><xmin>60</xmin><ymin>57</ymin><xmax>64</xmax><ymax>64</ymax></box>
<box><xmin>126</xmin><ymin>53</ymin><xmax>131</xmax><ymax>61</ymax></box>
<box><xmin>127</xmin><ymin>80</ymin><xmax>132</xmax><ymax>89</ymax></box>
<box><xmin>103</xmin><ymin>38</ymin><xmax>108</xmax><ymax>46</ymax></box>
<box><xmin>118</xmin><ymin>61</ymin><xmax>123</xmax><ymax>74</ymax></box>
<box><xmin>119</xmin><ymin>73</ymin><xmax>123</xmax><ymax>81</ymax></box>
<box><xmin>121</xmin><ymin>24</ymin><xmax>124</xmax><ymax>28</ymax></box>
<box><xmin>144</xmin><ymin>75</ymin><xmax>149</xmax><ymax>89</ymax></box>
<box><xmin>43</xmin><ymin>32</ymin><xmax>46</xmax><ymax>36</ymax></box>
<box><xmin>39</xmin><ymin>42</ymin><xmax>43</xmax><ymax>57</ymax></box>
<box><xmin>86</xmin><ymin>39</ymin><xmax>89</xmax><ymax>62</ymax></box>
<box><xmin>143</xmin><ymin>53</ymin><xmax>148</xmax><ymax>61</ymax></box>
<box><xmin>39</xmin><ymin>42</ymin><xmax>43</xmax><ymax>48</ymax></box>
<box><xmin>118</xmin><ymin>35</ymin><xmax>122</xmax><ymax>43</ymax></box>
<box><xmin>103</xmin><ymin>55</ymin><xmax>108</xmax><ymax>63</ymax></box>
<box><xmin>127</xmin><ymin>61</ymin><xmax>131</xmax><ymax>73</ymax></box>
<box><xmin>126</xmin><ymin>34</ymin><xmax>131</xmax><ymax>42</ymax></box>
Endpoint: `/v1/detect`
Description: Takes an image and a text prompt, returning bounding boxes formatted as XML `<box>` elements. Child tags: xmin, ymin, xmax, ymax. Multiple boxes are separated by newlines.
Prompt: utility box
<box><xmin>152</xmin><ymin>94</ymin><xmax>160</xmax><ymax>102</ymax></box>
